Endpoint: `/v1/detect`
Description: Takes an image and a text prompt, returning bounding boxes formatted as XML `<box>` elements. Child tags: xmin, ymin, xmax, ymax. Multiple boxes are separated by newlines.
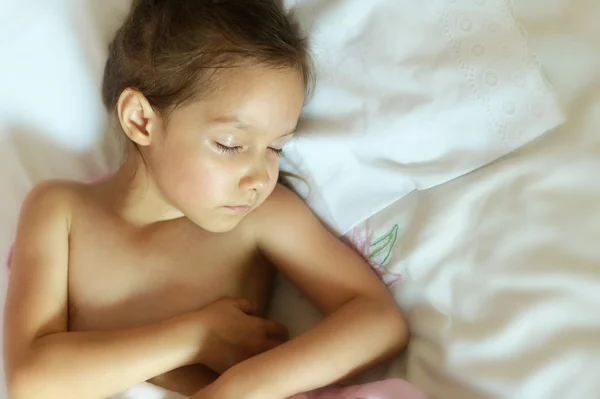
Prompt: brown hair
<box><xmin>102</xmin><ymin>0</ymin><xmax>314</xmax><ymax>115</ymax></box>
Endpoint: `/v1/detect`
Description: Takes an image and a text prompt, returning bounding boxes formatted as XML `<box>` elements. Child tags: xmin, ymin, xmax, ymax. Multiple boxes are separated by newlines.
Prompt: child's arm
<box><xmin>3</xmin><ymin>182</ymin><xmax>284</xmax><ymax>399</ymax></box>
<box><xmin>201</xmin><ymin>186</ymin><xmax>409</xmax><ymax>399</ymax></box>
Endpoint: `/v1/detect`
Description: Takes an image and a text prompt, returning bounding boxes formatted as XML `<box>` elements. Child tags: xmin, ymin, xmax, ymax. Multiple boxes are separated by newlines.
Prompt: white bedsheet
<box><xmin>272</xmin><ymin>1</ymin><xmax>600</xmax><ymax>398</ymax></box>
<box><xmin>370</xmin><ymin>1</ymin><xmax>600</xmax><ymax>397</ymax></box>
<box><xmin>1</xmin><ymin>1</ymin><xmax>600</xmax><ymax>399</ymax></box>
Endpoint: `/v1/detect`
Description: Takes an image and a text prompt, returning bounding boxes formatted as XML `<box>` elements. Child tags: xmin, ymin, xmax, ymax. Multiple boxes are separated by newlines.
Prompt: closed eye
<box><xmin>215</xmin><ymin>142</ymin><xmax>242</xmax><ymax>154</ymax></box>
<box><xmin>216</xmin><ymin>142</ymin><xmax>283</xmax><ymax>156</ymax></box>
<box><xmin>269</xmin><ymin>147</ymin><xmax>284</xmax><ymax>156</ymax></box>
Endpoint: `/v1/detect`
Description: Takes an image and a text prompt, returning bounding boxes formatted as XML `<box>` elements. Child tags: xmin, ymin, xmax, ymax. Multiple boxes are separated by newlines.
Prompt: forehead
<box><xmin>171</xmin><ymin>66</ymin><xmax>306</xmax><ymax>135</ymax></box>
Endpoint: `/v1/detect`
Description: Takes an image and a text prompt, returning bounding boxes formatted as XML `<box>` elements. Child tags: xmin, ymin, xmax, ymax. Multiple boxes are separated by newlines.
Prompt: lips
<box><xmin>225</xmin><ymin>205</ymin><xmax>252</xmax><ymax>214</ymax></box>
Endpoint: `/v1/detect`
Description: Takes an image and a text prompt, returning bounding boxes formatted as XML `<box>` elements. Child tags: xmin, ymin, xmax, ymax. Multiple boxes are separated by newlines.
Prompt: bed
<box><xmin>1</xmin><ymin>0</ymin><xmax>599</xmax><ymax>398</ymax></box>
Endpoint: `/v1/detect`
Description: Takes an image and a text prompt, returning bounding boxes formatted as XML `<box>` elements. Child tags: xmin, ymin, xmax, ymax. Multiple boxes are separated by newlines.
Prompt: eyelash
<box><xmin>215</xmin><ymin>142</ymin><xmax>284</xmax><ymax>156</ymax></box>
<box><xmin>271</xmin><ymin>148</ymin><xmax>284</xmax><ymax>156</ymax></box>
<box><xmin>215</xmin><ymin>142</ymin><xmax>242</xmax><ymax>154</ymax></box>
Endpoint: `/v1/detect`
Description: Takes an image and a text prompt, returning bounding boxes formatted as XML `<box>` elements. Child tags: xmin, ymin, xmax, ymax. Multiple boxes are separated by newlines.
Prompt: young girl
<box><xmin>3</xmin><ymin>1</ymin><xmax>421</xmax><ymax>398</ymax></box>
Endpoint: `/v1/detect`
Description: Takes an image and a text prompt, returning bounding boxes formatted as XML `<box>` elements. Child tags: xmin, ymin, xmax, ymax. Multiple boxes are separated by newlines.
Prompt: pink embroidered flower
<box><xmin>344</xmin><ymin>221</ymin><xmax>402</xmax><ymax>287</ymax></box>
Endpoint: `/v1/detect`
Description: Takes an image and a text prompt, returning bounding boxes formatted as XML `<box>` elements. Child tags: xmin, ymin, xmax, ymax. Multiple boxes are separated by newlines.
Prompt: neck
<box><xmin>104</xmin><ymin>151</ymin><xmax>184</xmax><ymax>226</ymax></box>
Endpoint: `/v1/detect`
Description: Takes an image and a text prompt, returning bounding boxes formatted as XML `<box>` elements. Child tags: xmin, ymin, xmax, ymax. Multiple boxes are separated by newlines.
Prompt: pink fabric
<box><xmin>289</xmin><ymin>379</ymin><xmax>427</xmax><ymax>399</ymax></box>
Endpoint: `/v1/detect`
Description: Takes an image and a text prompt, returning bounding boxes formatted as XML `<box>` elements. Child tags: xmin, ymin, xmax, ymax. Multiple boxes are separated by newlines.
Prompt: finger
<box><xmin>231</xmin><ymin>298</ymin><xmax>258</xmax><ymax>314</ymax></box>
<box><xmin>261</xmin><ymin>319</ymin><xmax>289</xmax><ymax>340</ymax></box>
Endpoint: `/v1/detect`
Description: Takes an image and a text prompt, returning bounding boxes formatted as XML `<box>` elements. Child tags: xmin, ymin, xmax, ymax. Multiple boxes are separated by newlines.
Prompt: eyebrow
<box><xmin>211</xmin><ymin>116</ymin><xmax>297</xmax><ymax>138</ymax></box>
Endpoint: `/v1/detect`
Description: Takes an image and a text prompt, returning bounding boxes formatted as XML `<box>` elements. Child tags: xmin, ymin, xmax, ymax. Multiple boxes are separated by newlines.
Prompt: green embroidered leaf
<box><xmin>369</xmin><ymin>224</ymin><xmax>399</xmax><ymax>266</ymax></box>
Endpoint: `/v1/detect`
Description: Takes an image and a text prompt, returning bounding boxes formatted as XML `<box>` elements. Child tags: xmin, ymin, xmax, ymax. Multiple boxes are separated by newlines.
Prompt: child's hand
<box><xmin>182</xmin><ymin>298</ymin><xmax>288</xmax><ymax>374</ymax></box>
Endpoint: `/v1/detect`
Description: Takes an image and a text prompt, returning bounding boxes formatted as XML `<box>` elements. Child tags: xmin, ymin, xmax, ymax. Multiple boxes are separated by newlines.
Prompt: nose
<box><xmin>239</xmin><ymin>158</ymin><xmax>271</xmax><ymax>193</ymax></box>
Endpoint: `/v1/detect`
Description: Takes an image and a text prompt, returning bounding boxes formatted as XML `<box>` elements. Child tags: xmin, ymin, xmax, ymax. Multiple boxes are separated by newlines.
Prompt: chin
<box><xmin>188</xmin><ymin>214</ymin><xmax>245</xmax><ymax>234</ymax></box>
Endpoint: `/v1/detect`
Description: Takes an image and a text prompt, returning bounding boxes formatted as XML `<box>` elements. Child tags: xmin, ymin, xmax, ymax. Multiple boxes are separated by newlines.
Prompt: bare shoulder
<box><xmin>247</xmin><ymin>184</ymin><xmax>314</xmax><ymax>229</ymax></box>
<box><xmin>25</xmin><ymin>179</ymin><xmax>82</xmax><ymax>199</ymax></box>
<box><xmin>240</xmin><ymin>184</ymin><xmax>332</xmax><ymax>249</ymax></box>
<box><xmin>242</xmin><ymin>184</ymin><xmax>392</xmax><ymax>316</ymax></box>
<box><xmin>19</xmin><ymin>179</ymin><xmax>85</xmax><ymax>226</ymax></box>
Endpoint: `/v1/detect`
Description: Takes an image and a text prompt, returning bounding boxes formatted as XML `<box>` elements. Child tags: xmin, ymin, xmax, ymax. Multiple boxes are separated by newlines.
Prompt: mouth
<box><xmin>224</xmin><ymin>205</ymin><xmax>253</xmax><ymax>214</ymax></box>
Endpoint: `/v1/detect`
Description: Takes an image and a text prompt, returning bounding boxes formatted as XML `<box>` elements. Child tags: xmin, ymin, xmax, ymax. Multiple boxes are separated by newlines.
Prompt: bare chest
<box><xmin>67</xmin><ymin>215</ymin><xmax>269</xmax><ymax>332</ymax></box>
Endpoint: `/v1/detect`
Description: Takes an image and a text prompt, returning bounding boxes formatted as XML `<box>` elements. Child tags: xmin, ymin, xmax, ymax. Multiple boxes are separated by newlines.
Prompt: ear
<box><xmin>116</xmin><ymin>88</ymin><xmax>162</xmax><ymax>147</ymax></box>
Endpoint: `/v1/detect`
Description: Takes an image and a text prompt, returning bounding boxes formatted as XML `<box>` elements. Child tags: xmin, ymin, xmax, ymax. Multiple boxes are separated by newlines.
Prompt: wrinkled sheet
<box><xmin>281</xmin><ymin>0</ymin><xmax>564</xmax><ymax>233</ymax></box>
<box><xmin>272</xmin><ymin>1</ymin><xmax>600</xmax><ymax>398</ymax></box>
<box><xmin>1</xmin><ymin>0</ymin><xmax>599</xmax><ymax>398</ymax></box>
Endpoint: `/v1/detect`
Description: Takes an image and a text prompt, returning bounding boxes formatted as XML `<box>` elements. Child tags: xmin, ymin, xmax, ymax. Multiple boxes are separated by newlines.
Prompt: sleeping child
<box><xmin>3</xmin><ymin>1</ymin><xmax>425</xmax><ymax>398</ymax></box>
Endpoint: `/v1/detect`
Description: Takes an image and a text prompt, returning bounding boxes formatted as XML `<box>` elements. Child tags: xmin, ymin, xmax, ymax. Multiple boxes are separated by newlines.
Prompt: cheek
<box><xmin>151</xmin><ymin>141</ymin><xmax>231</xmax><ymax>203</ymax></box>
<box><xmin>265</xmin><ymin>157</ymin><xmax>281</xmax><ymax>190</ymax></box>
<box><xmin>173</xmin><ymin>155</ymin><xmax>236</xmax><ymax>201</ymax></box>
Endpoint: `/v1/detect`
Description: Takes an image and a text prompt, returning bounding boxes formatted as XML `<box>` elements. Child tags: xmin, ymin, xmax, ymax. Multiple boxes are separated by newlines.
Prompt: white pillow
<box><xmin>281</xmin><ymin>0</ymin><xmax>564</xmax><ymax>234</ymax></box>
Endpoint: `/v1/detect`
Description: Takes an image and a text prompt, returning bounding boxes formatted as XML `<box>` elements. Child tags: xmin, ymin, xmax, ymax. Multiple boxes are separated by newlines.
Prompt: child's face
<box><xmin>147</xmin><ymin>66</ymin><xmax>305</xmax><ymax>232</ymax></box>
